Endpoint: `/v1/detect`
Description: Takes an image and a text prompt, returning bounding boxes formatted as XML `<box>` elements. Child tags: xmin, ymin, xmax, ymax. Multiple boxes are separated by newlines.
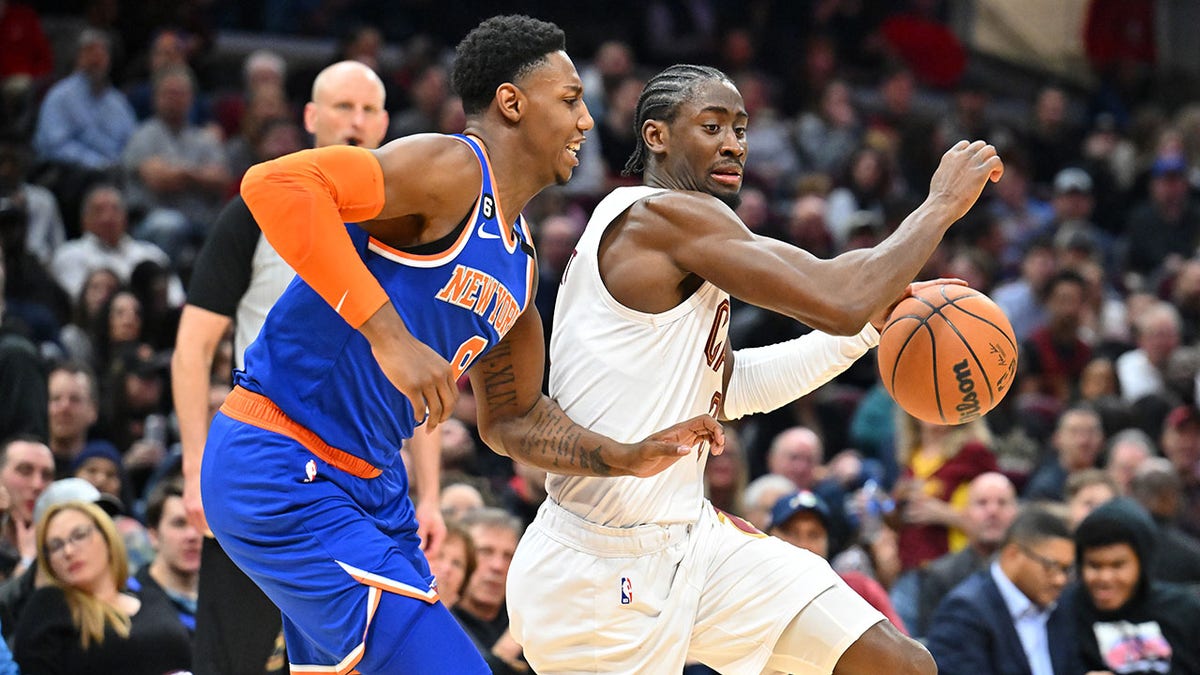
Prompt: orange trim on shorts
<box><xmin>220</xmin><ymin>386</ymin><xmax>381</xmax><ymax>479</ymax></box>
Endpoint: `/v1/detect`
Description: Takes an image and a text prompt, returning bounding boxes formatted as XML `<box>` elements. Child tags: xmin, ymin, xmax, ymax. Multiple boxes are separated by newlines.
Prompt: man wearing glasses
<box><xmin>924</xmin><ymin>505</ymin><xmax>1082</xmax><ymax>675</ymax></box>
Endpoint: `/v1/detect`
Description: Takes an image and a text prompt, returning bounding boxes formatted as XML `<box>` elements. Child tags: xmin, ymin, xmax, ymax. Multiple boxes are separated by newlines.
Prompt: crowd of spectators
<box><xmin>3</xmin><ymin>0</ymin><xmax>1200</xmax><ymax>672</ymax></box>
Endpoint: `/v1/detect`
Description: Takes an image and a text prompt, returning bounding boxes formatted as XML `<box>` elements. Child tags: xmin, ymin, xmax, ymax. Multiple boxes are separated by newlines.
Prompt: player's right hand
<box><xmin>927</xmin><ymin>140</ymin><xmax>1004</xmax><ymax>223</ymax></box>
<box><xmin>361</xmin><ymin>303</ymin><xmax>458</xmax><ymax>429</ymax></box>
<box><xmin>615</xmin><ymin>415</ymin><xmax>726</xmax><ymax>478</ymax></box>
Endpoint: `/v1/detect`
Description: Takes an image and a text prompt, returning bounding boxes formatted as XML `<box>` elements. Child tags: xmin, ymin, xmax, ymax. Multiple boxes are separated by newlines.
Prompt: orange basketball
<box><xmin>877</xmin><ymin>284</ymin><xmax>1018</xmax><ymax>425</ymax></box>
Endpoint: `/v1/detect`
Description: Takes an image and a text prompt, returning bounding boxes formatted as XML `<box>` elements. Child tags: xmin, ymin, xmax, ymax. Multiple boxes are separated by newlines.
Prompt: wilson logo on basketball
<box><xmin>952</xmin><ymin>359</ymin><xmax>981</xmax><ymax>422</ymax></box>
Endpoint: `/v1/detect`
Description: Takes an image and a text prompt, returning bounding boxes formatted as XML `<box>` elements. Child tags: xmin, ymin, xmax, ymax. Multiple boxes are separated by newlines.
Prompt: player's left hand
<box><xmin>616</xmin><ymin>415</ymin><xmax>726</xmax><ymax>478</ymax></box>
<box><xmin>415</xmin><ymin>498</ymin><xmax>446</xmax><ymax>561</ymax></box>
<box><xmin>869</xmin><ymin>278</ymin><xmax>969</xmax><ymax>331</ymax></box>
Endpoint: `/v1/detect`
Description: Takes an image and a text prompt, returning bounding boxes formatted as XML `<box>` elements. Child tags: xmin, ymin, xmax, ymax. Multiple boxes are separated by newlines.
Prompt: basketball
<box><xmin>877</xmin><ymin>284</ymin><xmax>1018</xmax><ymax>425</ymax></box>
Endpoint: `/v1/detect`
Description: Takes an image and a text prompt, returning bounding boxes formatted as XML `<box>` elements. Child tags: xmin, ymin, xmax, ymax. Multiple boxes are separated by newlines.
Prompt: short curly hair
<box><xmin>452</xmin><ymin>15</ymin><xmax>566</xmax><ymax>115</ymax></box>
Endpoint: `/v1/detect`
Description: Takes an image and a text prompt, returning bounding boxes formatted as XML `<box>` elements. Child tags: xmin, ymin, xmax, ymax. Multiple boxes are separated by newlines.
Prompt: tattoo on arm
<box><xmin>519</xmin><ymin>399</ymin><xmax>613</xmax><ymax>477</ymax></box>
<box><xmin>478</xmin><ymin>340</ymin><xmax>614</xmax><ymax>476</ymax></box>
<box><xmin>480</xmin><ymin>339</ymin><xmax>518</xmax><ymax>412</ymax></box>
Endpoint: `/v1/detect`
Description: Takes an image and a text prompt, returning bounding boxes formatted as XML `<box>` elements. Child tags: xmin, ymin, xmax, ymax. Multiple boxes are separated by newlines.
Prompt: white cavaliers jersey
<box><xmin>547</xmin><ymin>186</ymin><xmax>730</xmax><ymax>526</ymax></box>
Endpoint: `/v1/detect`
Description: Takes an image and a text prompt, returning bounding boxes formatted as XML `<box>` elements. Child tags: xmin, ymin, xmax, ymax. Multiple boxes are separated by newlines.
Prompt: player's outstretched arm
<box><xmin>240</xmin><ymin>136</ymin><xmax>478</xmax><ymax>427</ymax></box>
<box><xmin>657</xmin><ymin>141</ymin><xmax>1002</xmax><ymax>336</ymax></box>
<box><xmin>469</xmin><ymin>308</ymin><xmax>724</xmax><ymax>477</ymax></box>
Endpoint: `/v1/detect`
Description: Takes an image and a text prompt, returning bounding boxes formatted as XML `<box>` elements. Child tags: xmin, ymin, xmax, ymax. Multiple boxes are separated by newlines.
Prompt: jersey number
<box><xmin>451</xmin><ymin>336</ymin><xmax>489</xmax><ymax>380</ymax></box>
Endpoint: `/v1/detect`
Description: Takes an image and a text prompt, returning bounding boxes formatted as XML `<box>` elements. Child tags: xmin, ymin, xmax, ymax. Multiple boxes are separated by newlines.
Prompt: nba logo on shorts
<box><xmin>620</xmin><ymin>577</ymin><xmax>633</xmax><ymax>605</ymax></box>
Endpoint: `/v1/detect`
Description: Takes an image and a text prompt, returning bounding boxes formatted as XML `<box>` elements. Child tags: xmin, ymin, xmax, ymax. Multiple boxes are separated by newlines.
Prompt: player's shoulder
<box><xmin>374</xmin><ymin>134</ymin><xmax>484</xmax><ymax>213</ymax></box>
<box><xmin>376</xmin><ymin>133</ymin><xmax>478</xmax><ymax>171</ymax></box>
<box><xmin>630</xmin><ymin>188</ymin><xmax>738</xmax><ymax>230</ymax></box>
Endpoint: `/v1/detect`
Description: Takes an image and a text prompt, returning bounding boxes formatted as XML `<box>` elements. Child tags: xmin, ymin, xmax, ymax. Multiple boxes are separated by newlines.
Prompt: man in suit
<box><xmin>925</xmin><ymin>505</ymin><xmax>1080</xmax><ymax>675</ymax></box>
<box><xmin>914</xmin><ymin>471</ymin><xmax>1018</xmax><ymax>638</ymax></box>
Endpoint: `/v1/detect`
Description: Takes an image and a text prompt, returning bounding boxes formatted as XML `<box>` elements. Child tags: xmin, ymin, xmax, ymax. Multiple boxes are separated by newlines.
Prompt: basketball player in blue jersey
<box><xmin>505</xmin><ymin>64</ymin><xmax>1004</xmax><ymax>674</ymax></box>
<box><xmin>200</xmin><ymin>16</ymin><xmax>723</xmax><ymax>675</ymax></box>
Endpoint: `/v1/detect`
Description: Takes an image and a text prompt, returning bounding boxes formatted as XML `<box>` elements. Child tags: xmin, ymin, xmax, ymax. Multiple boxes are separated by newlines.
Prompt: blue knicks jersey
<box><xmin>236</xmin><ymin>134</ymin><xmax>536</xmax><ymax>470</ymax></box>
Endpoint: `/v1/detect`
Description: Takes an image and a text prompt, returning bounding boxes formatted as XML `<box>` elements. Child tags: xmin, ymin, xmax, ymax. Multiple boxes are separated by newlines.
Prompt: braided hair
<box><xmin>622</xmin><ymin>64</ymin><xmax>732</xmax><ymax>176</ymax></box>
<box><xmin>452</xmin><ymin>15</ymin><xmax>566</xmax><ymax>115</ymax></box>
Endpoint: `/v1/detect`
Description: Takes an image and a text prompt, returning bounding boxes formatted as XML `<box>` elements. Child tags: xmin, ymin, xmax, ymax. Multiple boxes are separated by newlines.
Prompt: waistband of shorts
<box><xmin>220</xmin><ymin>386</ymin><xmax>382</xmax><ymax>479</ymax></box>
<box><xmin>533</xmin><ymin>498</ymin><xmax>693</xmax><ymax>557</ymax></box>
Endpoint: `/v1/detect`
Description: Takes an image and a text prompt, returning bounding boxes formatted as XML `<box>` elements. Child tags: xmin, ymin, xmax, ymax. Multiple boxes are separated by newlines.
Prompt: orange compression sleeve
<box><xmin>241</xmin><ymin>145</ymin><xmax>387</xmax><ymax>328</ymax></box>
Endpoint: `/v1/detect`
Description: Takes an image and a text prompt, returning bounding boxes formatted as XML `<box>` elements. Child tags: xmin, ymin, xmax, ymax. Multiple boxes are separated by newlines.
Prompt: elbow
<box><xmin>474</xmin><ymin>417</ymin><xmax>510</xmax><ymax>459</ymax></box>
<box><xmin>239</xmin><ymin>160</ymin><xmax>275</xmax><ymax>205</ymax></box>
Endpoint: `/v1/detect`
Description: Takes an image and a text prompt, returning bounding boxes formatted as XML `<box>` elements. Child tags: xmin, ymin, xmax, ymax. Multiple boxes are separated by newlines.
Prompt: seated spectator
<box><xmin>453</xmin><ymin>508</ymin><xmax>526</xmax><ymax>675</ymax></box>
<box><xmin>70</xmin><ymin>440</ymin><xmax>124</xmax><ymax>506</ymax></box>
<box><xmin>0</xmin><ymin>0</ymin><xmax>52</xmax><ymax>138</ymax></box>
<box><xmin>1017</xmin><ymin>270</ymin><xmax>1092</xmax><ymax>406</ymax></box>
<box><xmin>992</xmin><ymin>237</ymin><xmax>1057</xmax><ymax>344</ymax></box>
<box><xmin>1024</xmin><ymin>404</ymin><xmax>1106</xmax><ymax>502</ymax></box>
<box><xmin>121</xmin><ymin>65</ymin><xmax>231</xmax><ymax>261</ymax></box>
<box><xmin>224</xmin><ymin>91</ymin><xmax>298</xmax><ymax>181</ymax></box>
<box><xmin>1128</xmin><ymin>458</ymin><xmax>1200</xmax><ymax>585</ymax></box>
<box><xmin>925</xmin><ymin>505</ymin><xmax>1080</xmax><ymax>675</ymax></box>
<box><xmin>0</xmin><ymin>256</ymin><xmax>46</xmax><ymax>439</ymax></box>
<box><xmin>429</xmin><ymin>520</ymin><xmax>475</xmax><ymax>609</ymax></box>
<box><xmin>12</xmin><ymin>500</ymin><xmax>191</xmax><ymax>674</ymax></box>
<box><xmin>50</xmin><ymin>184</ymin><xmax>182</xmax><ymax>307</ymax></box>
<box><xmin>1157</xmin><ymin>404</ymin><xmax>1200</xmax><ymax>539</ymax></box>
<box><xmin>441</xmin><ymin>482</ymin><xmax>485</xmax><ymax>522</ymax></box>
<box><xmin>0</xmin><ymin>138</ymin><xmax>65</xmax><ymax>266</ymax></box>
<box><xmin>127</xmin><ymin>480</ymin><xmax>200</xmax><ymax>637</ymax></box>
<box><xmin>766</xmin><ymin>426</ymin><xmax>852</xmax><ymax>550</ymax></box>
<box><xmin>212</xmin><ymin>49</ymin><xmax>288</xmax><ymax>140</ymax></box>
<box><xmin>1063</xmin><ymin>468</ymin><xmax>1118</xmax><ymax>530</ymax></box>
<box><xmin>32</xmin><ymin>29</ymin><xmax>135</xmax><ymax>236</ymax></box>
<box><xmin>1123</xmin><ymin>154</ymin><xmax>1200</xmax><ymax>284</ymax></box>
<box><xmin>912</xmin><ymin>472</ymin><xmax>1018</xmax><ymax>640</ymax></box>
<box><xmin>1115</xmin><ymin>301</ymin><xmax>1182</xmax><ymax>406</ymax></box>
<box><xmin>58</xmin><ymin>267</ymin><xmax>119</xmax><ymax>365</ymax></box>
<box><xmin>768</xmin><ymin>489</ymin><xmax>908</xmax><ymax>633</ymax></box>
<box><xmin>1104</xmin><ymin>427</ymin><xmax>1154</xmax><ymax>495</ymax></box>
<box><xmin>128</xmin><ymin>259</ymin><xmax>180</xmax><ymax>351</ymax></box>
<box><xmin>1070</xmin><ymin>497</ymin><xmax>1200</xmax><ymax>673</ymax></box>
<box><xmin>1</xmin><ymin>189</ymin><xmax>69</xmax><ymax>345</ymax></box>
<box><xmin>891</xmin><ymin>413</ymin><xmax>997</xmax><ymax>572</ymax></box>
<box><xmin>47</xmin><ymin>361</ymin><xmax>100</xmax><ymax>476</ymax></box>
<box><xmin>125</xmin><ymin>29</ymin><xmax>209</xmax><ymax>126</ymax></box>
<box><xmin>0</xmin><ymin>437</ymin><xmax>53</xmax><ymax>581</ymax></box>
<box><xmin>0</xmin><ymin>477</ymin><xmax>117</xmax><ymax>643</ymax></box>
<box><xmin>89</xmin><ymin>289</ymin><xmax>142</xmax><ymax>374</ymax></box>
<box><xmin>740</xmin><ymin>473</ymin><xmax>797</xmax><ymax>531</ymax></box>
<box><xmin>388</xmin><ymin>64</ymin><xmax>445</xmax><ymax>140</ymax></box>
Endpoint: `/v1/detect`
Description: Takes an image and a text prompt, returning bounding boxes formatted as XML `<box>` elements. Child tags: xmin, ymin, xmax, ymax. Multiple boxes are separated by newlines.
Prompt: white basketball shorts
<box><xmin>507</xmin><ymin>498</ymin><xmax>884</xmax><ymax>674</ymax></box>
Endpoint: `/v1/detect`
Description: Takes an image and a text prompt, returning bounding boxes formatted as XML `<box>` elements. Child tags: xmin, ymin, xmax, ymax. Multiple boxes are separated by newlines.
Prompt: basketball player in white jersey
<box><xmin>505</xmin><ymin>65</ymin><xmax>1003</xmax><ymax>674</ymax></box>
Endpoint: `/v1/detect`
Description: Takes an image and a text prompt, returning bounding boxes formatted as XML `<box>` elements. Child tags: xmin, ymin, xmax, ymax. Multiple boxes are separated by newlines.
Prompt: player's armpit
<box><xmin>469</xmin><ymin>309</ymin><xmax>719</xmax><ymax>477</ymax></box>
<box><xmin>241</xmin><ymin>145</ymin><xmax>387</xmax><ymax>328</ymax></box>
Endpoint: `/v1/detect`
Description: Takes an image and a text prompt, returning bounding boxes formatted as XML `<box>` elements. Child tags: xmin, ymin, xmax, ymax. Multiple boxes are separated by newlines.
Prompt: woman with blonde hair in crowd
<box><xmin>12</xmin><ymin>500</ymin><xmax>190</xmax><ymax>674</ymax></box>
<box><xmin>889</xmin><ymin>412</ymin><xmax>998</xmax><ymax>572</ymax></box>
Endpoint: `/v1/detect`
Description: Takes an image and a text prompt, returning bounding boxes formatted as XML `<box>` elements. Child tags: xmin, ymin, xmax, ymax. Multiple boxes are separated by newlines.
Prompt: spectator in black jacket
<box><xmin>1069</xmin><ymin>497</ymin><xmax>1200</xmax><ymax>674</ymax></box>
